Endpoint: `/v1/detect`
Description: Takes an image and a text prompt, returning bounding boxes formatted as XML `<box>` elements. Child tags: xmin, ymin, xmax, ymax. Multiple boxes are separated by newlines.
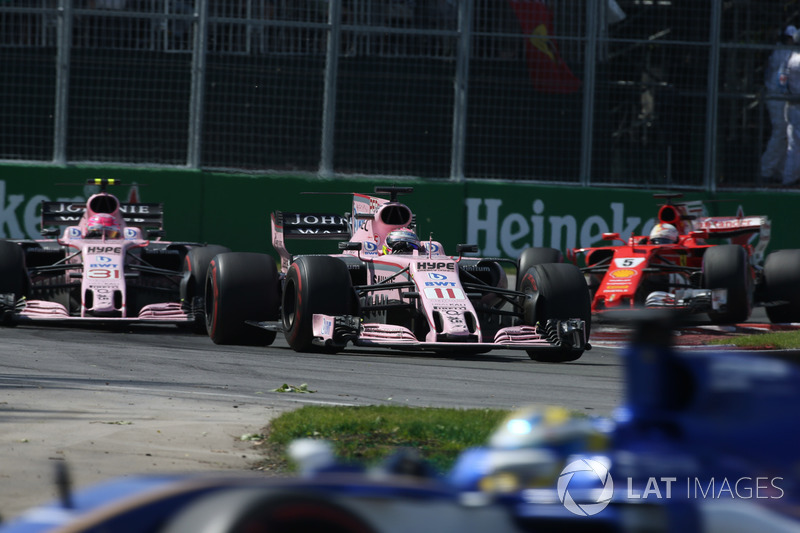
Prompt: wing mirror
<box><xmin>456</xmin><ymin>244</ymin><xmax>478</xmax><ymax>255</ymax></box>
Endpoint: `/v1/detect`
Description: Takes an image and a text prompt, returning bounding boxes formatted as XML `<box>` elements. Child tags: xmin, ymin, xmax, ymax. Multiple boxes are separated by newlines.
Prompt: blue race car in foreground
<box><xmin>1</xmin><ymin>314</ymin><xmax>797</xmax><ymax>533</ymax></box>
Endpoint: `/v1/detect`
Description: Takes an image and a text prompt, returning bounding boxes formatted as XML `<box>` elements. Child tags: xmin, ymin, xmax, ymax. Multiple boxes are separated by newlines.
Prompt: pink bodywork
<box><xmin>18</xmin><ymin>192</ymin><xmax>190</xmax><ymax>323</ymax></box>
<box><xmin>275</xmin><ymin>192</ymin><xmax>583</xmax><ymax>351</ymax></box>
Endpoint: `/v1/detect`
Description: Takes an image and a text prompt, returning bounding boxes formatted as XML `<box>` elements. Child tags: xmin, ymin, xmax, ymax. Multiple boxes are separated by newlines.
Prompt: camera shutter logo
<box><xmin>557</xmin><ymin>459</ymin><xmax>614</xmax><ymax>516</ymax></box>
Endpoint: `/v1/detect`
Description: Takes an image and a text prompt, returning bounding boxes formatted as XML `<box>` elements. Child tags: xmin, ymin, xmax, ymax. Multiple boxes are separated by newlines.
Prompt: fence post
<box><xmin>320</xmin><ymin>0</ymin><xmax>343</xmax><ymax>179</ymax></box>
<box><xmin>53</xmin><ymin>0</ymin><xmax>73</xmax><ymax>165</ymax></box>
<box><xmin>703</xmin><ymin>0</ymin><xmax>722</xmax><ymax>193</ymax></box>
<box><xmin>450</xmin><ymin>0</ymin><xmax>474</xmax><ymax>182</ymax></box>
<box><xmin>187</xmin><ymin>0</ymin><xmax>209</xmax><ymax>169</ymax></box>
<box><xmin>579</xmin><ymin>0</ymin><xmax>600</xmax><ymax>186</ymax></box>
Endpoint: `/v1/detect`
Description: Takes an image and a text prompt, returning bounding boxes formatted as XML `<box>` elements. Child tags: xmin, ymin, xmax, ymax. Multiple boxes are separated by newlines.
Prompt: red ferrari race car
<box><xmin>563</xmin><ymin>193</ymin><xmax>800</xmax><ymax>324</ymax></box>
<box><xmin>204</xmin><ymin>187</ymin><xmax>591</xmax><ymax>362</ymax></box>
<box><xmin>0</xmin><ymin>179</ymin><xmax>228</xmax><ymax>329</ymax></box>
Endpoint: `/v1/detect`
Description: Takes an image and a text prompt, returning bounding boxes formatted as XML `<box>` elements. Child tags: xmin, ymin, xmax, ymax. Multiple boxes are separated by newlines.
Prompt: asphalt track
<box><xmin>0</xmin><ymin>310</ymin><xmax>786</xmax><ymax>519</ymax></box>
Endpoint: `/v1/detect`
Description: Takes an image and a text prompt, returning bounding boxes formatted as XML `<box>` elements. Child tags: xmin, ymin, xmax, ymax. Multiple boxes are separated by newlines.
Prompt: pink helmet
<box><xmin>85</xmin><ymin>213</ymin><xmax>121</xmax><ymax>239</ymax></box>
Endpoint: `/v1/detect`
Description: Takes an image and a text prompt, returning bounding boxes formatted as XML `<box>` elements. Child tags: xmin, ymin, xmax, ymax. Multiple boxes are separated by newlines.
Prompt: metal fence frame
<box><xmin>0</xmin><ymin>1</ymin><xmax>785</xmax><ymax>192</ymax></box>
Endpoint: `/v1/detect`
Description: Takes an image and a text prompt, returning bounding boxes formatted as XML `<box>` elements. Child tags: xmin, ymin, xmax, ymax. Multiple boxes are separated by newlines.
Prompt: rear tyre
<box><xmin>703</xmin><ymin>244</ymin><xmax>751</xmax><ymax>324</ymax></box>
<box><xmin>0</xmin><ymin>240</ymin><xmax>27</xmax><ymax>324</ymax></box>
<box><xmin>181</xmin><ymin>244</ymin><xmax>231</xmax><ymax>333</ymax></box>
<box><xmin>282</xmin><ymin>256</ymin><xmax>356</xmax><ymax>353</ymax></box>
<box><xmin>519</xmin><ymin>263</ymin><xmax>591</xmax><ymax>362</ymax></box>
<box><xmin>516</xmin><ymin>247</ymin><xmax>563</xmax><ymax>291</ymax></box>
<box><xmin>763</xmin><ymin>249</ymin><xmax>800</xmax><ymax>323</ymax></box>
<box><xmin>205</xmin><ymin>252</ymin><xmax>279</xmax><ymax>346</ymax></box>
<box><xmin>0</xmin><ymin>240</ymin><xmax>27</xmax><ymax>299</ymax></box>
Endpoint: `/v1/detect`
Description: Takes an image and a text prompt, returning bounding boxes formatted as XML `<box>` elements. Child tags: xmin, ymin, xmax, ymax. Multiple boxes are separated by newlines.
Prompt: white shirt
<box><xmin>766</xmin><ymin>48</ymin><xmax>794</xmax><ymax>93</ymax></box>
<box><xmin>784</xmin><ymin>50</ymin><xmax>800</xmax><ymax>96</ymax></box>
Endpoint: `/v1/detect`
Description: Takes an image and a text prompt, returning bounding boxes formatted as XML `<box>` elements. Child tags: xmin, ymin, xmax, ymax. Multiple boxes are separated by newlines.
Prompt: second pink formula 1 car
<box><xmin>0</xmin><ymin>179</ymin><xmax>228</xmax><ymax>331</ymax></box>
<box><xmin>204</xmin><ymin>187</ymin><xmax>591</xmax><ymax>362</ymax></box>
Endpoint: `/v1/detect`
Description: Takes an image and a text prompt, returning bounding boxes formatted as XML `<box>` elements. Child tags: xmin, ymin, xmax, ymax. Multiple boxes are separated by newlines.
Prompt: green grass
<box><xmin>251</xmin><ymin>330</ymin><xmax>800</xmax><ymax>474</ymax></box>
<box><xmin>255</xmin><ymin>405</ymin><xmax>510</xmax><ymax>474</ymax></box>
<box><xmin>707</xmin><ymin>329</ymin><xmax>800</xmax><ymax>349</ymax></box>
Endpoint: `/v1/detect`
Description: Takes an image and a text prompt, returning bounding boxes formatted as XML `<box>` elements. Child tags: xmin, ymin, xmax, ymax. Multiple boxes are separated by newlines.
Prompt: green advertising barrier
<box><xmin>0</xmin><ymin>165</ymin><xmax>207</xmax><ymax>243</ymax></box>
<box><xmin>461</xmin><ymin>182</ymin><xmax>796</xmax><ymax>260</ymax></box>
<box><xmin>0</xmin><ymin>164</ymin><xmax>797</xmax><ymax>260</ymax></box>
<box><xmin>0</xmin><ymin>165</ymin><xmax>463</xmax><ymax>255</ymax></box>
<box><xmin>199</xmin><ymin>171</ymin><xmax>463</xmax><ymax>256</ymax></box>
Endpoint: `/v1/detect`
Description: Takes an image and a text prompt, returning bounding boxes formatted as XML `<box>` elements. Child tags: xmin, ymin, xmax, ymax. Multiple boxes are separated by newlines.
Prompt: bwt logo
<box><xmin>557</xmin><ymin>459</ymin><xmax>614</xmax><ymax>516</ymax></box>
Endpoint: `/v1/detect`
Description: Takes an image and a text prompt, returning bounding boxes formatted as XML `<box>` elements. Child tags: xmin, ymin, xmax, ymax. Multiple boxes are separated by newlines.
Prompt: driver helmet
<box><xmin>85</xmin><ymin>213</ymin><xmax>121</xmax><ymax>239</ymax></box>
<box><xmin>489</xmin><ymin>405</ymin><xmax>606</xmax><ymax>454</ymax></box>
<box><xmin>649</xmin><ymin>223</ymin><xmax>679</xmax><ymax>245</ymax></box>
<box><xmin>382</xmin><ymin>228</ymin><xmax>421</xmax><ymax>254</ymax></box>
<box><xmin>450</xmin><ymin>405</ymin><xmax>611</xmax><ymax>494</ymax></box>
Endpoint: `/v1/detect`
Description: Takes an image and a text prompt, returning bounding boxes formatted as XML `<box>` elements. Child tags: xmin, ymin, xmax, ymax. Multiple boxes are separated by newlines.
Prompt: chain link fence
<box><xmin>1</xmin><ymin>0</ymin><xmax>798</xmax><ymax>190</ymax></box>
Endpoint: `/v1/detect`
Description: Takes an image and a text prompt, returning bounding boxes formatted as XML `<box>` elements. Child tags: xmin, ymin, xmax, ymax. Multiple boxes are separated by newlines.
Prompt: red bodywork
<box><xmin>568</xmin><ymin>197</ymin><xmax>770</xmax><ymax>317</ymax></box>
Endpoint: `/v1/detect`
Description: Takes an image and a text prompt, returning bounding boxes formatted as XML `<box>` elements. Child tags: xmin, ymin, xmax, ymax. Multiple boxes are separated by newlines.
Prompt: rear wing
<box><xmin>694</xmin><ymin>215</ymin><xmax>771</xmax><ymax>262</ymax></box>
<box><xmin>271</xmin><ymin>211</ymin><xmax>350</xmax><ymax>271</ymax></box>
<box><xmin>41</xmin><ymin>201</ymin><xmax>165</xmax><ymax>229</ymax></box>
<box><xmin>693</xmin><ymin>215</ymin><xmax>769</xmax><ymax>238</ymax></box>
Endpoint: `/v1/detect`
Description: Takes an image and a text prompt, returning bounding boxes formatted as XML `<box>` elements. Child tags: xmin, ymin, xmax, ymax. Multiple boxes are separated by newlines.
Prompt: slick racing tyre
<box><xmin>702</xmin><ymin>244</ymin><xmax>751</xmax><ymax>324</ymax></box>
<box><xmin>0</xmin><ymin>240</ymin><xmax>28</xmax><ymax>324</ymax></box>
<box><xmin>763</xmin><ymin>249</ymin><xmax>800</xmax><ymax>323</ymax></box>
<box><xmin>161</xmin><ymin>489</ymin><xmax>377</xmax><ymax>533</ymax></box>
<box><xmin>182</xmin><ymin>244</ymin><xmax>231</xmax><ymax>334</ymax></box>
<box><xmin>205</xmin><ymin>252</ymin><xmax>279</xmax><ymax>346</ymax></box>
<box><xmin>516</xmin><ymin>247</ymin><xmax>563</xmax><ymax>292</ymax></box>
<box><xmin>282</xmin><ymin>255</ymin><xmax>357</xmax><ymax>353</ymax></box>
<box><xmin>519</xmin><ymin>262</ymin><xmax>591</xmax><ymax>362</ymax></box>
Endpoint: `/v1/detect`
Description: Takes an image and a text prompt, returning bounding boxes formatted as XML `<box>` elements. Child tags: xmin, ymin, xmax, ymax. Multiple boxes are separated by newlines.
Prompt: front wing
<box><xmin>0</xmin><ymin>295</ymin><xmax>193</xmax><ymax>326</ymax></box>
<box><xmin>307</xmin><ymin>315</ymin><xmax>589</xmax><ymax>353</ymax></box>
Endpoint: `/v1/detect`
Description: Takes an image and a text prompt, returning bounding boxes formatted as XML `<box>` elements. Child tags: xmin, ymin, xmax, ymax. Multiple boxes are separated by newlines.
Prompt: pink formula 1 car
<box><xmin>204</xmin><ymin>187</ymin><xmax>591</xmax><ymax>362</ymax></box>
<box><xmin>0</xmin><ymin>179</ymin><xmax>228</xmax><ymax>329</ymax></box>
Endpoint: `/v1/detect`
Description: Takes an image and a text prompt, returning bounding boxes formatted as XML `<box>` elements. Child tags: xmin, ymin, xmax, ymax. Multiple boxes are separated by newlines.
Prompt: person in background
<box><xmin>761</xmin><ymin>25</ymin><xmax>796</xmax><ymax>184</ymax></box>
<box><xmin>781</xmin><ymin>28</ymin><xmax>800</xmax><ymax>186</ymax></box>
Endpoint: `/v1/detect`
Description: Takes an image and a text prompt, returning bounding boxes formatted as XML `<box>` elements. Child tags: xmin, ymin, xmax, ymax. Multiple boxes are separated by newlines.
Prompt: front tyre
<box><xmin>703</xmin><ymin>244</ymin><xmax>751</xmax><ymax>324</ymax></box>
<box><xmin>282</xmin><ymin>256</ymin><xmax>356</xmax><ymax>352</ymax></box>
<box><xmin>763</xmin><ymin>249</ymin><xmax>800</xmax><ymax>323</ymax></box>
<box><xmin>519</xmin><ymin>263</ymin><xmax>591</xmax><ymax>362</ymax></box>
<box><xmin>181</xmin><ymin>244</ymin><xmax>231</xmax><ymax>333</ymax></box>
<box><xmin>205</xmin><ymin>252</ymin><xmax>279</xmax><ymax>346</ymax></box>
